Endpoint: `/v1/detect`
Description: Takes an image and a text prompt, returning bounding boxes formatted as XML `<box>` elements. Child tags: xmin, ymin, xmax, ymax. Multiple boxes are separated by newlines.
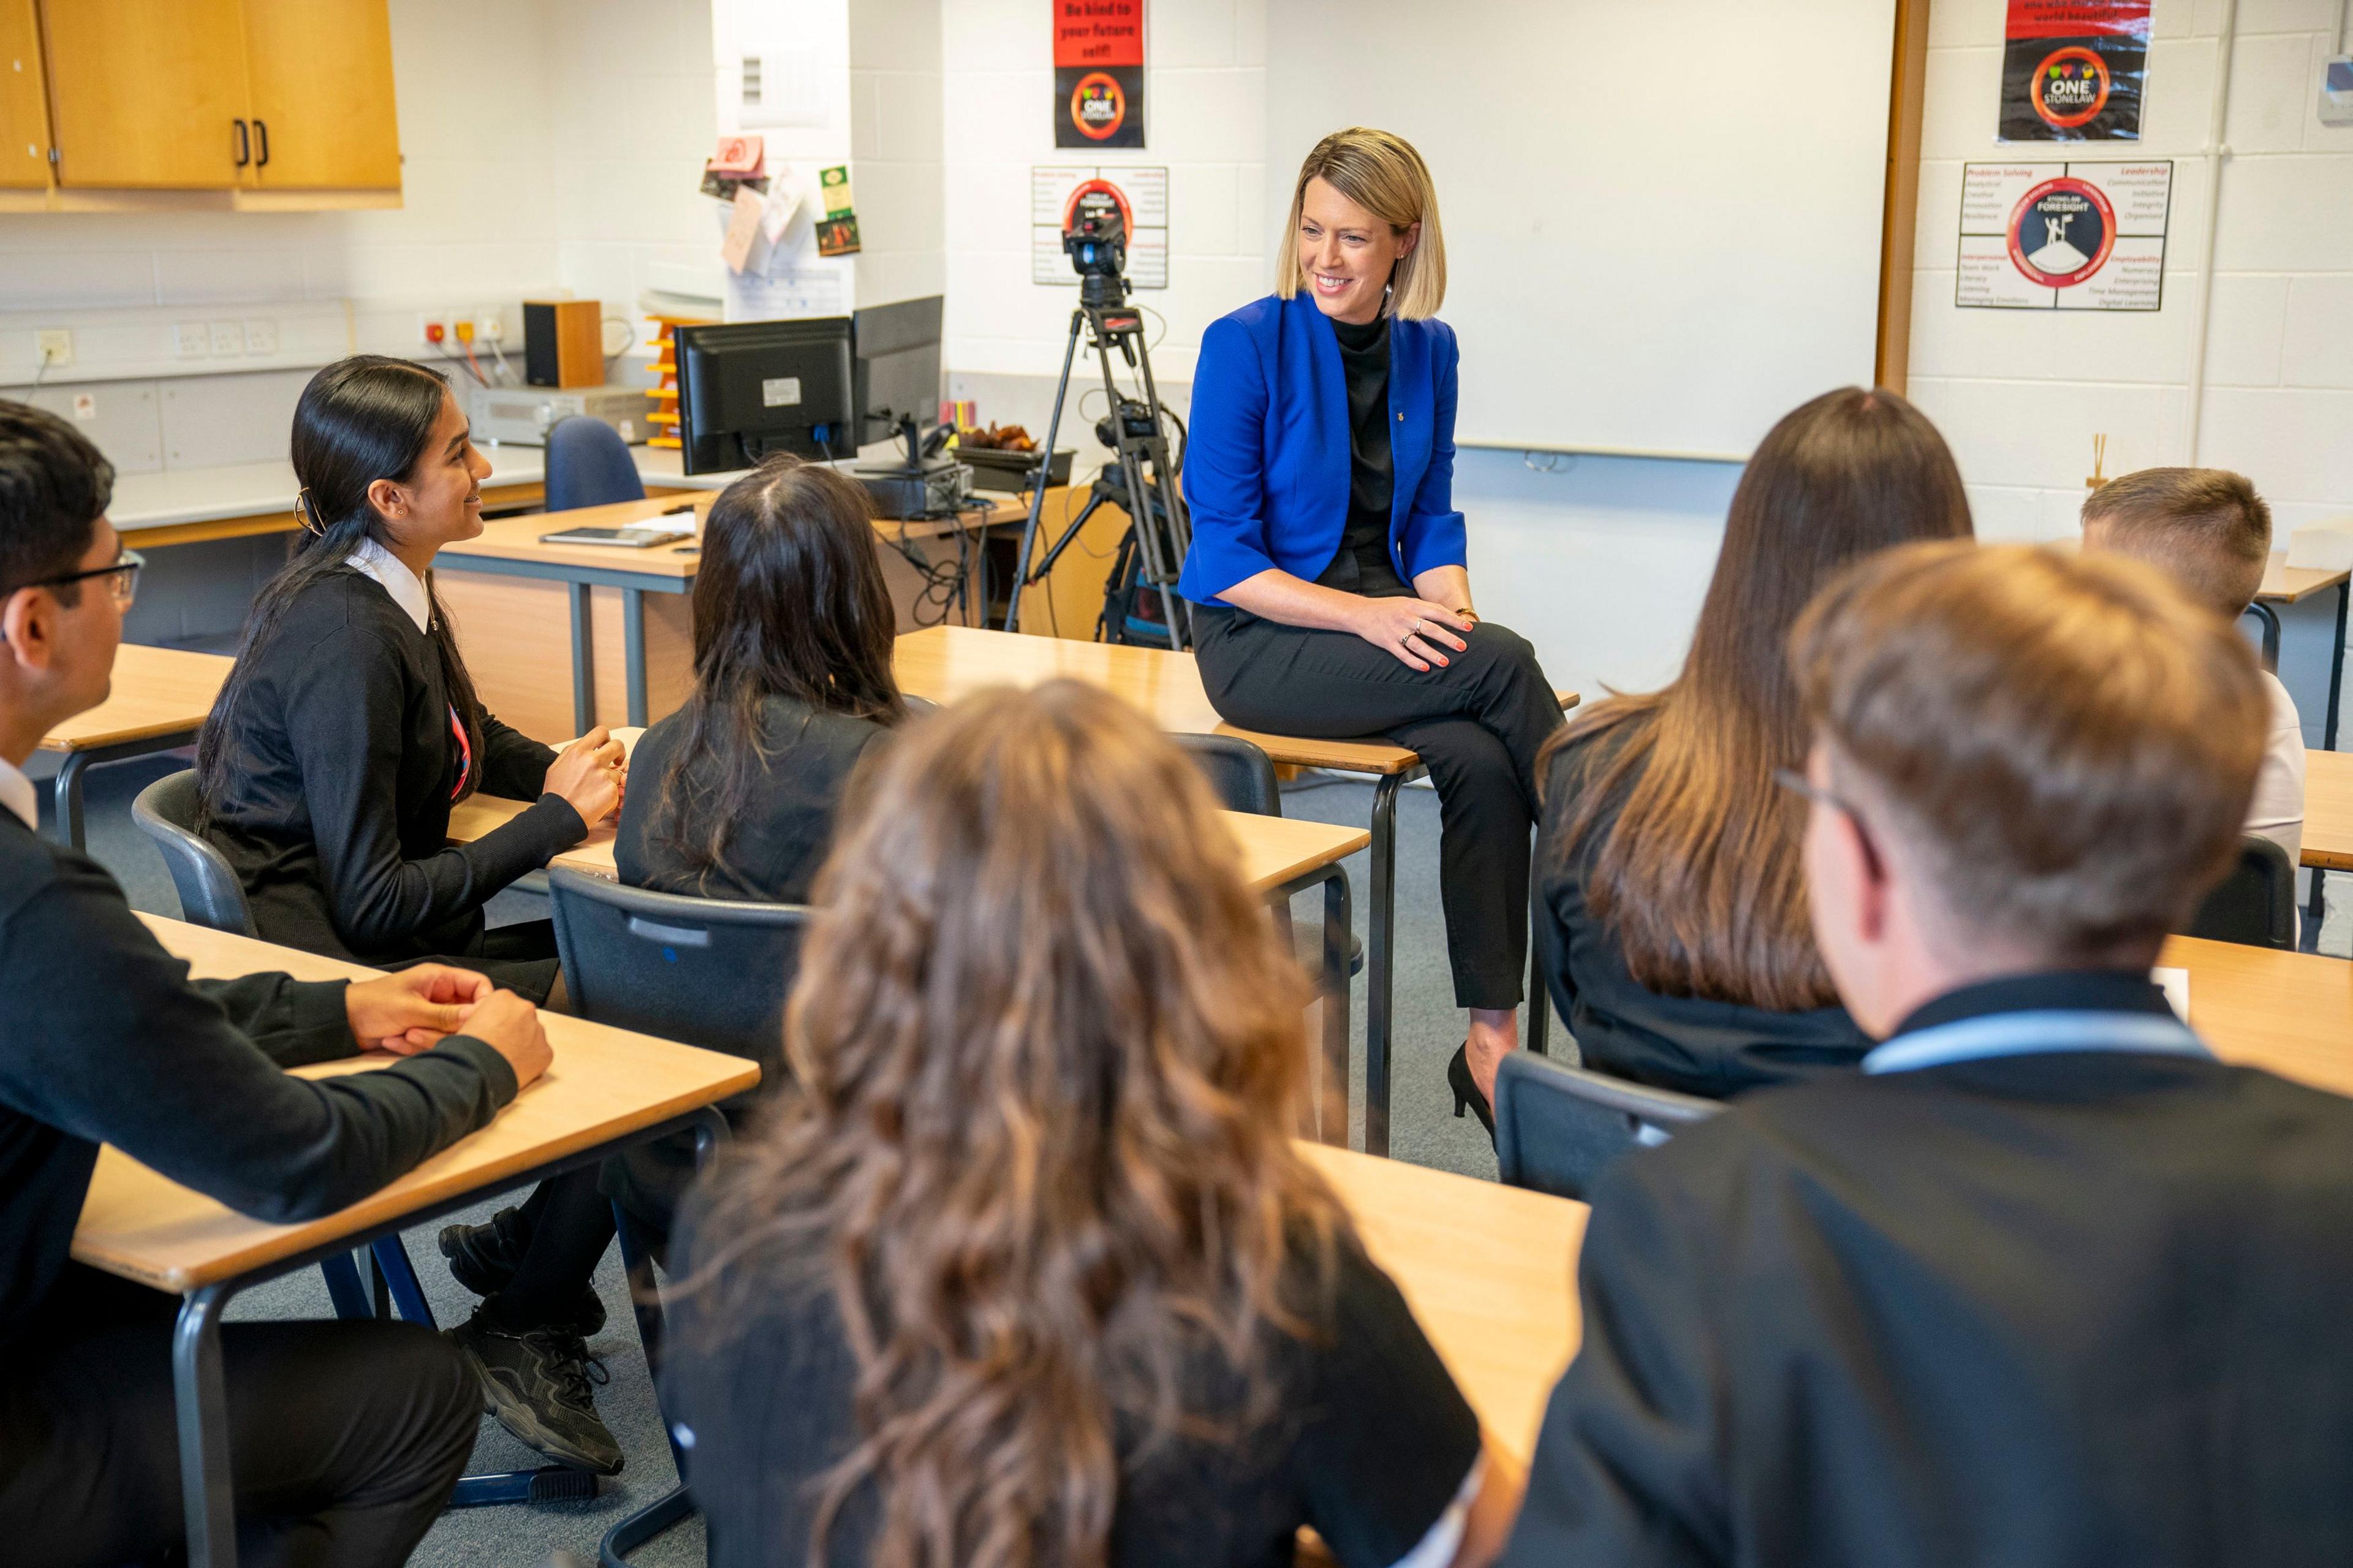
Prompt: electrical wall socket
<box><xmin>175</xmin><ymin>322</ymin><xmax>210</xmax><ymax>358</ymax></box>
<box><xmin>243</xmin><ymin>318</ymin><xmax>279</xmax><ymax>355</ymax></box>
<box><xmin>207</xmin><ymin>321</ymin><xmax>244</xmax><ymax>357</ymax></box>
<box><xmin>35</xmin><ymin>328</ymin><xmax>71</xmax><ymax>366</ymax></box>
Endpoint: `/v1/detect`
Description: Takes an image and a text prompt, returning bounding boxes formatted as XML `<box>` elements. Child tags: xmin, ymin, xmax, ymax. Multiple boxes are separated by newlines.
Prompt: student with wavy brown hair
<box><xmin>1526</xmin><ymin>387</ymin><xmax>1972</xmax><ymax>1107</ymax></box>
<box><xmin>666</xmin><ymin>681</ymin><xmax>1523</xmax><ymax>1568</ymax></box>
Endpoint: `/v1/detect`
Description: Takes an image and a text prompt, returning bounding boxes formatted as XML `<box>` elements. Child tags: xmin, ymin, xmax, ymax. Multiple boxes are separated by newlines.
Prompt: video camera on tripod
<box><xmin>1001</xmin><ymin>185</ymin><xmax>1193</xmax><ymax>648</ymax></box>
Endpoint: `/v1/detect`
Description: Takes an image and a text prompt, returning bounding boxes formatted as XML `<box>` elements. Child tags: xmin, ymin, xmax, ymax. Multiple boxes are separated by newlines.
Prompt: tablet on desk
<box><xmin>537</xmin><ymin>525</ymin><xmax>687</xmax><ymax>549</ymax></box>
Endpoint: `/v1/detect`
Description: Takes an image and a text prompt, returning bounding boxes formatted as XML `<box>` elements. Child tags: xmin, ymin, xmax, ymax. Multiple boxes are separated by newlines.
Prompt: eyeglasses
<box><xmin>1771</xmin><ymin>765</ymin><xmax>1885</xmax><ymax>884</ymax></box>
<box><xmin>23</xmin><ymin>550</ymin><xmax>143</xmax><ymax>608</ymax></box>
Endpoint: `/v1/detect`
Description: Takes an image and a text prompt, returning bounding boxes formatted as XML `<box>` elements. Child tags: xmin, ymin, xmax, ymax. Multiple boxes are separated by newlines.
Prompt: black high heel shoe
<box><xmin>1448</xmin><ymin>1042</ymin><xmax>1495</xmax><ymax>1137</ymax></box>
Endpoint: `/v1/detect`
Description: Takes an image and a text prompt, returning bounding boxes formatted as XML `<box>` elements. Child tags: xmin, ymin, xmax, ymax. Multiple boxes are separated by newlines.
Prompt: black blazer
<box><xmin>613</xmin><ymin>694</ymin><xmax>887</xmax><ymax>906</ymax></box>
<box><xmin>1536</xmin><ymin>723</ymin><xmax>1869</xmax><ymax>1097</ymax></box>
<box><xmin>202</xmin><ymin>569</ymin><xmax>583</xmax><ymax>966</ymax></box>
<box><xmin>1501</xmin><ymin>1038</ymin><xmax>2353</xmax><ymax>1567</ymax></box>
<box><xmin>0</xmin><ymin>811</ymin><xmax>515</xmax><ymax>1349</ymax></box>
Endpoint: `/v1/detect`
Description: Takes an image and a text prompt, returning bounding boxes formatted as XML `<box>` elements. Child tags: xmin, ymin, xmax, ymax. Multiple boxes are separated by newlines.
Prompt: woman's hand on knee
<box><xmin>1352</xmin><ymin>597</ymin><xmax>1470</xmax><ymax>672</ymax></box>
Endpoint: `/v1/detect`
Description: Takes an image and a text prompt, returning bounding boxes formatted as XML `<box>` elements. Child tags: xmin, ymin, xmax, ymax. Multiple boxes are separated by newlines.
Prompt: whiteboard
<box><xmin>1265</xmin><ymin>0</ymin><xmax>1898</xmax><ymax>462</ymax></box>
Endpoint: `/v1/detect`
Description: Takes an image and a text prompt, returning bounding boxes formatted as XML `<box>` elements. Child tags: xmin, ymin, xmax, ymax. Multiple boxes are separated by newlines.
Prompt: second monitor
<box><xmin>673</xmin><ymin>295</ymin><xmax>944</xmax><ymax>477</ymax></box>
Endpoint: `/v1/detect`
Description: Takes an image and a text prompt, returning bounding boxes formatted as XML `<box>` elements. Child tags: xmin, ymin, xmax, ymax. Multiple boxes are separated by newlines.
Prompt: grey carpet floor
<box><xmin>43</xmin><ymin>753</ymin><xmax>2352</xmax><ymax>1565</ymax></box>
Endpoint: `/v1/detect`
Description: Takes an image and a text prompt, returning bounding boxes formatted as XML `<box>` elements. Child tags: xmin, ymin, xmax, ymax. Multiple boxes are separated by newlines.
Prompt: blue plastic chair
<box><xmin>545</xmin><ymin>416</ymin><xmax>646</xmax><ymax>513</ymax></box>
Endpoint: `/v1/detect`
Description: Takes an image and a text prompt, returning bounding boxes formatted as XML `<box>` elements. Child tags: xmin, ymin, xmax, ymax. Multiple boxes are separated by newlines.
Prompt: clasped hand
<box><xmin>1354</xmin><ymin>598</ymin><xmax>1471</xmax><ymax>672</ymax></box>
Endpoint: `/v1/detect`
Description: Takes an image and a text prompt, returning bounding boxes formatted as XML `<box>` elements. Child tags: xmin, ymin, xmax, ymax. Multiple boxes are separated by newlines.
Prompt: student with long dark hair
<box><xmin>1525</xmin><ymin>388</ymin><xmax>1973</xmax><ymax>1108</ymax></box>
<box><xmin>431</xmin><ymin>457</ymin><xmax>906</xmax><ymax>1475</ymax></box>
<box><xmin>616</xmin><ymin>454</ymin><xmax>905</xmax><ymax>899</ymax></box>
<box><xmin>666</xmin><ymin>681</ymin><xmax>1523</xmax><ymax>1568</ymax></box>
<box><xmin>198</xmin><ymin>355</ymin><xmax>624</xmax><ymax>1002</ymax></box>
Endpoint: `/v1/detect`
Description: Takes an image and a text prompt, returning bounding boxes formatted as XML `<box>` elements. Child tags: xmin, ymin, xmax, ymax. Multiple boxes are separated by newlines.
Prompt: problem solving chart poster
<box><xmin>1956</xmin><ymin>161</ymin><xmax>2171</xmax><ymax>310</ymax></box>
<box><xmin>1999</xmin><ymin>1</ymin><xmax>2150</xmax><ymax>142</ymax></box>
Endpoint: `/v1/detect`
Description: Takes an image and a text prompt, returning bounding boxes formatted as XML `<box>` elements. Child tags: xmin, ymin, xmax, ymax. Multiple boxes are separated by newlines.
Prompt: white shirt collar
<box><xmin>0</xmin><ymin>754</ymin><xmax>36</xmax><ymax>831</ymax></box>
<box><xmin>345</xmin><ymin>537</ymin><xmax>432</xmax><ymax>635</ymax></box>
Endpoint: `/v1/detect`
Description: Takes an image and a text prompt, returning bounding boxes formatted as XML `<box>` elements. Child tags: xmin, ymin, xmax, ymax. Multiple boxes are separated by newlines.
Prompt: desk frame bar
<box><xmin>168</xmin><ymin>1105</ymin><xmax>725</xmax><ymax>1568</ymax></box>
<box><xmin>568</xmin><ymin>581</ymin><xmax>595</xmax><ymax>736</ymax></box>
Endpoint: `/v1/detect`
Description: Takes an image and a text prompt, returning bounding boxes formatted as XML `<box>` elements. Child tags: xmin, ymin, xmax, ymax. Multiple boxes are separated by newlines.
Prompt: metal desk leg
<box><xmin>173</xmin><ymin>1283</ymin><xmax>238</xmax><ymax>1568</ymax></box>
<box><xmin>1320</xmin><ymin>865</ymin><xmax>1353</xmax><ymax>1146</ymax></box>
<box><xmin>567</xmin><ymin>581</ymin><xmax>595</xmax><ymax>735</ymax></box>
<box><xmin>622</xmin><ymin>588</ymin><xmax>648</xmax><ymax>728</ymax></box>
<box><xmin>54</xmin><ymin>750</ymin><xmax>93</xmax><ymax>850</ymax></box>
<box><xmin>1365</xmin><ymin>774</ymin><xmax>1403</xmax><ymax>1157</ymax></box>
<box><xmin>2249</xmin><ymin>601</ymin><xmax>2282</xmax><ymax>673</ymax></box>
<box><xmin>1526</xmin><ymin>871</ymin><xmax>1550</xmax><ymax>1056</ymax></box>
<box><xmin>2326</xmin><ymin>581</ymin><xmax>2348</xmax><ymax>752</ymax></box>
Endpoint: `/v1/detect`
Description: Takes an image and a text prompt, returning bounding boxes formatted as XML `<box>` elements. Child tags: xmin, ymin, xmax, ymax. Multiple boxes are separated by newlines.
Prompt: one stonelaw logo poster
<box><xmin>1055</xmin><ymin>0</ymin><xmax>1145</xmax><ymax>149</ymax></box>
<box><xmin>1999</xmin><ymin>0</ymin><xmax>2150</xmax><ymax>142</ymax></box>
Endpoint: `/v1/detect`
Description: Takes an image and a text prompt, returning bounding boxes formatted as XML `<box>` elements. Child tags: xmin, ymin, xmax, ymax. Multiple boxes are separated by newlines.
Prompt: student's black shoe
<box><xmin>449</xmin><ymin>1307</ymin><xmax>624</xmax><ymax>1476</ymax></box>
<box><xmin>439</xmin><ymin>1208</ymin><xmax>606</xmax><ymax>1336</ymax></box>
<box><xmin>1448</xmin><ymin>1042</ymin><xmax>1496</xmax><ymax>1140</ymax></box>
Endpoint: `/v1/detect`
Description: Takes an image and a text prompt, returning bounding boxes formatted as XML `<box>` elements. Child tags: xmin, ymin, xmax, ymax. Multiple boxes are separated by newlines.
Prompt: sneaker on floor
<box><xmin>438</xmin><ymin>1208</ymin><xmax>607</xmax><ymax>1336</ymax></box>
<box><xmin>448</xmin><ymin>1307</ymin><xmax>624</xmax><ymax>1475</ymax></box>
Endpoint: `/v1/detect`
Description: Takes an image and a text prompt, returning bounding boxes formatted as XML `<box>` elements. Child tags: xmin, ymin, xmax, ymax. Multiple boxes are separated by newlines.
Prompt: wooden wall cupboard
<box><xmin>11</xmin><ymin>0</ymin><xmax>401</xmax><ymax>208</ymax></box>
<box><xmin>1</xmin><ymin>0</ymin><xmax>50</xmax><ymax>188</ymax></box>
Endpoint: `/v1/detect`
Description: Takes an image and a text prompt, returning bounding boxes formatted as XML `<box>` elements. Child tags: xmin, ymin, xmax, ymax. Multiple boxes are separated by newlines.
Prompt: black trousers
<box><xmin>1193</xmin><ymin>606</ymin><xmax>1565</xmax><ymax>1009</ymax></box>
<box><xmin>0</xmin><ymin>1265</ymin><xmax>480</xmax><ymax>1568</ymax></box>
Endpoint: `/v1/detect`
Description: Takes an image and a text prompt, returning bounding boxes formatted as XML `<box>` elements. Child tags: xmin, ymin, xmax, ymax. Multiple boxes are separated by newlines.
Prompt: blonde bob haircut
<box><xmin>1277</xmin><ymin>127</ymin><xmax>1447</xmax><ymax>319</ymax></box>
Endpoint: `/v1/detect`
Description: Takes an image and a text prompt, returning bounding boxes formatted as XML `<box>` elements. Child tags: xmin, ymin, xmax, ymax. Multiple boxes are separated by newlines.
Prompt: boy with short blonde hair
<box><xmin>2083</xmin><ymin>466</ymin><xmax>2303</xmax><ymax>867</ymax></box>
<box><xmin>1501</xmin><ymin>543</ymin><xmax>2353</xmax><ymax>1568</ymax></box>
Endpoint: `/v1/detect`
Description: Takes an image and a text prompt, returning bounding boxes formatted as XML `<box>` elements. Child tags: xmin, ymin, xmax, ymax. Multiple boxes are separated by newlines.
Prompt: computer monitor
<box><xmin>852</xmin><ymin>295</ymin><xmax>944</xmax><ymax>449</ymax></box>
<box><xmin>674</xmin><ymin>317</ymin><xmax>856</xmax><ymax>475</ymax></box>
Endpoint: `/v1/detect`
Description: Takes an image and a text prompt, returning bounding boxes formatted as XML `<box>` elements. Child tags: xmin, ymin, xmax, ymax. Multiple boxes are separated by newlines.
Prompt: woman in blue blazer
<box><xmin>1180</xmin><ymin>128</ymin><xmax>1563</xmax><ymax>1133</ymax></box>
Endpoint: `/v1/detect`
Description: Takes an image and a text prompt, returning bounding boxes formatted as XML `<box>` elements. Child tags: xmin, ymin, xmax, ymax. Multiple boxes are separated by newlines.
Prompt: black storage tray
<box><xmin>957</xmin><ymin>445</ymin><xmax>1075</xmax><ymax>493</ymax></box>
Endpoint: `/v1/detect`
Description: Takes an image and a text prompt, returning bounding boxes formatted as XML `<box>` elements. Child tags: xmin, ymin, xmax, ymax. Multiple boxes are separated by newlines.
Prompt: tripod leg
<box><xmin>1004</xmin><ymin>309</ymin><xmax>1087</xmax><ymax>634</ymax></box>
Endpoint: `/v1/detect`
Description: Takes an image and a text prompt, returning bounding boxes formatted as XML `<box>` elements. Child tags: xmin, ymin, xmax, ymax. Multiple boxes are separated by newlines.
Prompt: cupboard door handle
<box><xmin>232</xmin><ymin>118</ymin><xmax>250</xmax><ymax>168</ymax></box>
<box><xmin>254</xmin><ymin>119</ymin><xmax>270</xmax><ymax>169</ymax></box>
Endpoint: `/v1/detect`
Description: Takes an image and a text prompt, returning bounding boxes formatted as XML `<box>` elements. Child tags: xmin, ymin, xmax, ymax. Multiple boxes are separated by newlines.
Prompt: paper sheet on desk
<box><xmin>2152</xmin><ymin>966</ymin><xmax>2189</xmax><ymax>1022</ymax></box>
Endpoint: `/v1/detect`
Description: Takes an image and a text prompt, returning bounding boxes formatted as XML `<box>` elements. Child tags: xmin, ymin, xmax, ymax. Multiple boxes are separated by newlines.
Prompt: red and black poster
<box><xmin>1054</xmin><ymin>1</ymin><xmax>1145</xmax><ymax>149</ymax></box>
<box><xmin>1999</xmin><ymin>1</ymin><xmax>2150</xmax><ymax>142</ymax></box>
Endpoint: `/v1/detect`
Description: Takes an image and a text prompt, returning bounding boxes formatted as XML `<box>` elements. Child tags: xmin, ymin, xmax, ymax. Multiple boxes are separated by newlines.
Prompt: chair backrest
<box><xmin>545</xmin><ymin>868</ymin><xmax>809</xmax><ymax>1083</ymax></box>
<box><xmin>131</xmin><ymin>770</ymin><xmax>257</xmax><ymax>937</ymax></box>
<box><xmin>1170</xmin><ymin>732</ymin><xmax>1280</xmax><ymax>817</ymax></box>
<box><xmin>1494</xmin><ymin>1053</ymin><xmax>1721</xmax><ymax>1202</ymax></box>
<box><xmin>2182</xmin><ymin>834</ymin><xmax>2296</xmax><ymax>950</ymax></box>
<box><xmin>544</xmin><ymin>416</ymin><xmax>646</xmax><ymax>513</ymax></box>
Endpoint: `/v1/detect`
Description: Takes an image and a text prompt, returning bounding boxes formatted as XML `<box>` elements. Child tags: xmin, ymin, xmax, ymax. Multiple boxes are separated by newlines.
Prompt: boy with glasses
<box><xmin>0</xmin><ymin>400</ymin><xmax>553</xmax><ymax>1566</ymax></box>
<box><xmin>1501</xmin><ymin>543</ymin><xmax>2353</xmax><ymax>1567</ymax></box>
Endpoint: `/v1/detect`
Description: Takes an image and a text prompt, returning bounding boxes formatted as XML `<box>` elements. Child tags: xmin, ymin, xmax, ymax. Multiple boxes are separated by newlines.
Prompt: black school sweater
<box><xmin>0</xmin><ymin>811</ymin><xmax>517</xmax><ymax>1347</ymax></box>
<box><xmin>202</xmin><ymin>567</ymin><xmax>585</xmax><ymax>965</ymax></box>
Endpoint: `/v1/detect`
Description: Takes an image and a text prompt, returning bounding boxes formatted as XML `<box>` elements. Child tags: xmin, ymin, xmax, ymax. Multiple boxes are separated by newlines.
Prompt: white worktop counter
<box><xmin>110</xmin><ymin>445</ymin><xmax>739</xmax><ymax>535</ymax></box>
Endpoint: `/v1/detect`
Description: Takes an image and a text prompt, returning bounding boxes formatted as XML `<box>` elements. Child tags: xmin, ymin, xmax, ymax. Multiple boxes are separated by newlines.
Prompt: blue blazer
<box><xmin>1177</xmin><ymin>292</ymin><xmax>1466</xmax><ymax>604</ymax></box>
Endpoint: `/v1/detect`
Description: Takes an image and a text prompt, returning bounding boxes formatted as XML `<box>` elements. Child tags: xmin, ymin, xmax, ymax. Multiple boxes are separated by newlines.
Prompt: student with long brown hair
<box><xmin>1524</xmin><ymin>387</ymin><xmax>1972</xmax><ymax>1107</ymax></box>
<box><xmin>667</xmin><ymin>681</ymin><xmax>1523</xmax><ymax>1568</ymax></box>
<box><xmin>615</xmin><ymin>454</ymin><xmax>906</xmax><ymax>900</ymax></box>
<box><xmin>434</xmin><ymin>456</ymin><xmax>907</xmax><ymax>1476</ymax></box>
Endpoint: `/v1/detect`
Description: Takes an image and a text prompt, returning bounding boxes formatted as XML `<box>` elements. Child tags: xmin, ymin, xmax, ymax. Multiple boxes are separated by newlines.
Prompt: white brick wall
<box><xmin>1908</xmin><ymin>0</ymin><xmax>2353</xmax><ymax>543</ymax></box>
<box><xmin>939</xmin><ymin>0</ymin><xmax>1270</xmax><ymax>388</ymax></box>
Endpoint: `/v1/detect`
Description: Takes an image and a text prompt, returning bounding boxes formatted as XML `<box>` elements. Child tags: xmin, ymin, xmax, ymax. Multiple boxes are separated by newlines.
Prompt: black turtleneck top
<box><xmin>1313</xmin><ymin>312</ymin><xmax>1410</xmax><ymax>599</ymax></box>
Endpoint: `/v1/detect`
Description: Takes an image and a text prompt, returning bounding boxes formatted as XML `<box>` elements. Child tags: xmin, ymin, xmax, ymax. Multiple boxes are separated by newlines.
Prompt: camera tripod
<box><xmin>1002</xmin><ymin>276</ymin><xmax>1192</xmax><ymax>648</ymax></box>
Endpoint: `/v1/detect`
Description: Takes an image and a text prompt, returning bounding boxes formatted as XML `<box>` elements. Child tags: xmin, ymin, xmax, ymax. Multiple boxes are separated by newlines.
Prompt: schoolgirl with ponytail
<box><xmin>197</xmin><ymin>355</ymin><xmax>624</xmax><ymax>1001</ymax></box>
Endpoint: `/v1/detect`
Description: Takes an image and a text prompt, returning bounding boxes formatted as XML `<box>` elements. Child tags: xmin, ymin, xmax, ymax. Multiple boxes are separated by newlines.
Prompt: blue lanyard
<box><xmin>1863</xmin><ymin>1010</ymin><xmax>2211</xmax><ymax>1075</ymax></box>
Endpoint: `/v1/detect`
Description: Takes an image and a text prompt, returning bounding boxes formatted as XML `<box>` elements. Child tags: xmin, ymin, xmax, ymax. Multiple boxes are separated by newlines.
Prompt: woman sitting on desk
<box><xmin>1180</xmin><ymin>126</ymin><xmax>1564</xmax><ymax>1133</ymax></box>
<box><xmin>197</xmin><ymin>354</ymin><xmax>624</xmax><ymax>1004</ymax></box>
<box><xmin>666</xmin><ymin>680</ymin><xmax>1523</xmax><ymax>1568</ymax></box>
<box><xmin>431</xmin><ymin>454</ymin><xmax>910</xmax><ymax>1478</ymax></box>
